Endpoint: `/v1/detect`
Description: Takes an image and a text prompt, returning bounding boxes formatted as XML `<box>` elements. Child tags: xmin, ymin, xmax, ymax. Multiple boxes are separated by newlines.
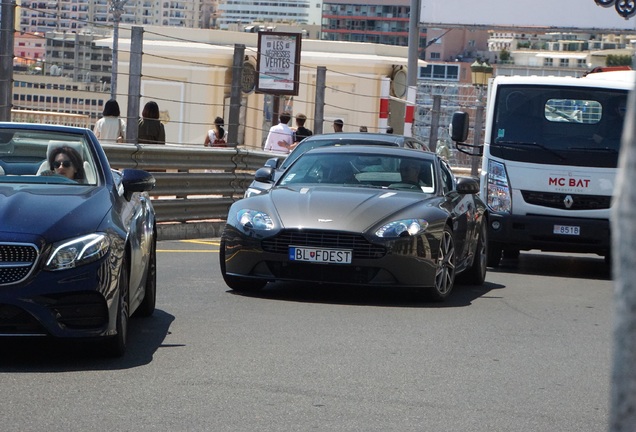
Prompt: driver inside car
<box><xmin>40</xmin><ymin>146</ymin><xmax>87</xmax><ymax>183</ymax></box>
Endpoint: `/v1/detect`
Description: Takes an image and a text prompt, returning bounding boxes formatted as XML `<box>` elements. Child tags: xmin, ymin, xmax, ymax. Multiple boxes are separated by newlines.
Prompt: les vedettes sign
<box><xmin>256</xmin><ymin>32</ymin><xmax>302</xmax><ymax>96</ymax></box>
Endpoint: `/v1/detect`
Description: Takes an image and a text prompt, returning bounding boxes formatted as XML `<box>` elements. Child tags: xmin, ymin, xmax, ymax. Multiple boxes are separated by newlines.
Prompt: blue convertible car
<box><xmin>0</xmin><ymin>123</ymin><xmax>156</xmax><ymax>356</ymax></box>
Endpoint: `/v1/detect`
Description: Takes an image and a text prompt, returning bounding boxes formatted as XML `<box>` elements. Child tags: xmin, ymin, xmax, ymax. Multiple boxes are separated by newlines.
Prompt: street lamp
<box><xmin>469</xmin><ymin>60</ymin><xmax>493</xmax><ymax>176</ymax></box>
<box><xmin>109</xmin><ymin>0</ymin><xmax>129</xmax><ymax>100</ymax></box>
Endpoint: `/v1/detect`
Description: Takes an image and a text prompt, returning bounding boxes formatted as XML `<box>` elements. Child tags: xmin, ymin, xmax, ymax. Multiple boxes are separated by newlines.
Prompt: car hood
<box><xmin>0</xmin><ymin>185</ymin><xmax>112</xmax><ymax>241</ymax></box>
<box><xmin>269</xmin><ymin>186</ymin><xmax>433</xmax><ymax>231</ymax></box>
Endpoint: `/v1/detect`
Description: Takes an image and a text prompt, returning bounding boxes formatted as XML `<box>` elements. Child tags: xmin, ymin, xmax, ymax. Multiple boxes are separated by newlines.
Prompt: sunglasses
<box><xmin>53</xmin><ymin>160</ymin><xmax>72</xmax><ymax>169</ymax></box>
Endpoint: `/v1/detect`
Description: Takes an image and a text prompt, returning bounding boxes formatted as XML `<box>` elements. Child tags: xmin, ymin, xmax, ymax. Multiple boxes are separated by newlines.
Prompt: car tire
<box><xmin>135</xmin><ymin>235</ymin><xmax>157</xmax><ymax>318</ymax></box>
<box><xmin>103</xmin><ymin>255</ymin><xmax>130</xmax><ymax>357</ymax></box>
<box><xmin>487</xmin><ymin>242</ymin><xmax>502</xmax><ymax>268</ymax></box>
<box><xmin>219</xmin><ymin>239</ymin><xmax>266</xmax><ymax>292</ymax></box>
<box><xmin>459</xmin><ymin>221</ymin><xmax>487</xmax><ymax>285</ymax></box>
<box><xmin>427</xmin><ymin>225</ymin><xmax>456</xmax><ymax>302</ymax></box>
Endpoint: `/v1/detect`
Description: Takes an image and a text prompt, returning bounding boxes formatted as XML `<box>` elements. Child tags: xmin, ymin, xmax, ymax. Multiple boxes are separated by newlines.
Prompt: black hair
<box><xmin>103</xmin><ymin>99</ymin><xmax>121</xmax><ymax>117</ymax></box>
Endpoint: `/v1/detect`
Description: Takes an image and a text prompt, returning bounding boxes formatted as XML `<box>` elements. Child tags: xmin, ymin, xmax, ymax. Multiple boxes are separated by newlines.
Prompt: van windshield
<box><xmin>490</xmin><ymin>84</ymin><xmax>627</xmax><ymax>168</ymax></box>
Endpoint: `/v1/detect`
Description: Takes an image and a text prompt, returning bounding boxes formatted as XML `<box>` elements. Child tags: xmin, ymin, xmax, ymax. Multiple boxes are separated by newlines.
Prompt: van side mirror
<box><xmin>451</xmin><ymin>111</ymin><xmax>484</xmax><ymax>157</ymax></box>
<box><xmin>451</xmin><ymin>111</ymin><xmax>469</xmax><ymax>142</ymax></box>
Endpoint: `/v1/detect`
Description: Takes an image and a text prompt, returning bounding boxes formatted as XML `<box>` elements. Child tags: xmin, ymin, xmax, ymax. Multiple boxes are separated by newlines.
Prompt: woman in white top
<box><xmin>94</xmin><ymin>99</ymin><xmax>126</xmax><ymax>144</ymax></box>
<box><xmin>204</xmin><ymin>116</ymin><xmax>226</xmax><ymax>147</ymax></box>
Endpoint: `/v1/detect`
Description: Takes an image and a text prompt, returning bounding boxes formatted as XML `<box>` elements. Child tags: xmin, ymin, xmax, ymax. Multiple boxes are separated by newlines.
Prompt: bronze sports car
<box><xmin>221</xmin><ymin>146</ymin><xmax>487</xmax><ymax>301</ymax></box>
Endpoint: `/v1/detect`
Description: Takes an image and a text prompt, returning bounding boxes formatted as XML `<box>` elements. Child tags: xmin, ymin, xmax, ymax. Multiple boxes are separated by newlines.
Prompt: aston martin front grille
<box><xmin>521</xmin><ymin>191</ymin><xmax>611</xmax><ymax>210</ymax></box>
<box><xmin>0</xmin><ymin>243</ymin><xmax>38</xmax><ymax>286</ymax></box>
<box><xmin>262</xmin><ymin>230</ymin><xmax>386</xmax><ymax>259</ymax></box>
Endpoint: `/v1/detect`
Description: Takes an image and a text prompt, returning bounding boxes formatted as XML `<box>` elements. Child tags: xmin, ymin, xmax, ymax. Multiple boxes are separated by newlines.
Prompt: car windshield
<box><xmin>279</xmin><ymin>152</ymin><xmax>435</xmax><ymax>193</ymax></box>
<box><xmin>279</xmin><ymin>137</ymin><xmax>400</xmax><ymax>170</ymax></box>
<box><xmin>0</xmin><ymin>129</ymin><xmax>98</xmax><ymax>186</ymax></box>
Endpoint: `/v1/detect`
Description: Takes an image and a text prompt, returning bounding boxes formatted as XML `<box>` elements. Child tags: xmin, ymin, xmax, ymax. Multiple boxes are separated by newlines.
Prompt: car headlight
<box><xmin>44</xmin><ymin>233</ymin><xmax>110</xmax><ymax>271</ymax></box>
<box><xmin>237</xmin><ymin>209</ymin><xmax>275</xmax><ymax>230</ymax></box>
<box><xmin>375</xmin><ymin>219</ymin><xmax>429</xmax><ymax>238</ymax></box>
<box><xmin>486</xmin><ymin>159</ymin><xmax>511</xmax><ymax>213</ymax></box>
<box><xmin>244</xmin><ymin>187</ymin><xmax>263</xmax><ymax>198</ymax></box>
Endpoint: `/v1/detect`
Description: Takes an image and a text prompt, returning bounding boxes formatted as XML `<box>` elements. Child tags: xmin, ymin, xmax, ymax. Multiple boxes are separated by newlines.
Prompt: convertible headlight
<box><xmin>237</xmin><ymin>209</ymin><xmax>275</xmax><ymax>230</ymax></box>
<box><xmin>44</xmin><ymin>233</ymin><xmax>110</xmax><ymax>271</ymax></box>
<box><xmin>375</xmin><ymin>219</ymin><xmax>429</xmax><ymax>238</ymax></box>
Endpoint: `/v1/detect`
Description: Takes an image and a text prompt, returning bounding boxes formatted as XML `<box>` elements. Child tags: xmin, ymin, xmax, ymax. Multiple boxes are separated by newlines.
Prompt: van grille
<box><xmin>521</xmin><ymin>191</ymin><xmax>611</xmax><ymax>210</ymax></box>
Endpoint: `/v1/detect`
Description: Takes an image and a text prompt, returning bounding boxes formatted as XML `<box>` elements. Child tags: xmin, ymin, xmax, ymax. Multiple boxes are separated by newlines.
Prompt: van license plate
<box><xmin>289</xmin><ymin>246</ymin><xmax>352</xmax><ymax>264</ymax></box>
<box><xmin>553</xmin><ymin>225</ymin><xmax>580</xmax><ymax>236</ymax></box>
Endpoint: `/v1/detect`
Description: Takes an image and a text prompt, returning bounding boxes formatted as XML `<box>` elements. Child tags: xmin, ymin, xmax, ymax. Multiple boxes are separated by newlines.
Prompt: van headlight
<box><xmin>487</xmin><ymin>159</ymin><xmax>511</xmax><ymax>213</ymax></box>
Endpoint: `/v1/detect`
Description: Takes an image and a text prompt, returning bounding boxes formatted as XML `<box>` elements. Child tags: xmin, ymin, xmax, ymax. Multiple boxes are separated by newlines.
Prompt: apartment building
<box><xmin>321</xmin><ymin>0</ymin><xmax>424</xmax><ymax>49</ymax></box>
<box><xmin>18</xmin><ymin>0</ymin><xmax>207</xmax><ymax>34</ymax></box>
<box><xmin>489</xmin><ymin>31</ymin><xmax>634</xmax><ymax>77</ymax></box>
<box><xmin>217</xmin><ymin>0</ymin><xmax>313</xmax><ymax>30</ymax></box>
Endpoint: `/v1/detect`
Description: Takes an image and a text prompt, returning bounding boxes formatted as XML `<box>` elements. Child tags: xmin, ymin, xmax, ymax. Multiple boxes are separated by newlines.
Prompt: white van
<box><xmin>452</xmin><ymin>69</ymin><xmax>633</xmax><ymax>266</ymax></box>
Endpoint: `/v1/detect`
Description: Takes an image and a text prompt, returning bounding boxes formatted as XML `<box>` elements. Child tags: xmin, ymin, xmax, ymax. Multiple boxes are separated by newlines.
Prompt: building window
<box><xmin>429</xmin><ymin>52</ymin><xmax>440</xmax><ymax>60</ymax></box>
<box><xmin>418</xmin><ymin>64</ymin><xmax>460</xmax><ymax>81</ymax></box>
<box><xmin>544</xmin><ymin>58</ymin><xmax>553</xmax><ymax>67</ymax></box>
<box><xmin>577</xmin><ymin>59</ymin><xmax>587</xmax><ymax>68</ymax></box>
<box><xmin>560</xmin><ymin>58</ymin><xmax>569</xmax><ymax>67</ymax></box>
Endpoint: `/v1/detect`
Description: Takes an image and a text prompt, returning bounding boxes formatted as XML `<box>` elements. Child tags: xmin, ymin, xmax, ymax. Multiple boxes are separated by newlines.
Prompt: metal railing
<box><xmin>102</xmin><ymin>143</ymin><xmax>273</xmax><ymax>240</ymax></box>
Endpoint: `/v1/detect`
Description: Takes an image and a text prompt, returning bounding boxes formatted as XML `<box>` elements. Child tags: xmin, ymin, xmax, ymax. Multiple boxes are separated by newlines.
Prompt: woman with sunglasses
<box><xmin>43</xmin><ymin>146</ymin><xmax>86</xmax><ymax>182</ymax></box>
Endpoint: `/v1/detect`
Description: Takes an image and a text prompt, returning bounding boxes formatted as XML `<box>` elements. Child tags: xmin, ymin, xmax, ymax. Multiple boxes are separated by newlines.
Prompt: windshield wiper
<box><xmin>494</xmin><ymin>140</ymin><xmax>565</xmax><ymax>162</ymax></box>
<box><xmin>568</xmin><ymin>147</ymin><xmax>618</xmax><ymax>153</ymax></box>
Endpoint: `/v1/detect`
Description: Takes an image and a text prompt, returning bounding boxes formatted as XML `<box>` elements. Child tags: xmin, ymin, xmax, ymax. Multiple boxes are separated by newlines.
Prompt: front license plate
<box><xmin>289</xmin><ymin>246</ymin><xmax>353</xmax><ymax>264</ymax></box>
<box><xmin>553</xmin><ymin>225</ymin><xmax>580</xmax><ymax>236</ymax></box>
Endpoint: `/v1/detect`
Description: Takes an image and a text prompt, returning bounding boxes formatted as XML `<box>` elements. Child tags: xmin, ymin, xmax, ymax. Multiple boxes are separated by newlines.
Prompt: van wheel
<box><xmin>487</xmin><ymin>242</ymin><xmax>502</xmax><ymax>268</ymax></box>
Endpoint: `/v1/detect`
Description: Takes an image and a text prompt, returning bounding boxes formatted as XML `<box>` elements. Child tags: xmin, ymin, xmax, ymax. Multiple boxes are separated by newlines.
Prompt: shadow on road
<box><xmin>490</xmin><ymin>251</ymin><xmax>611</xmax><ymax>281</ymax></box>
<box><xmin>229</xmin><ymin>279</ymin><xmax>506</xmax><ymax>308</ymax></box>
<box><xmin>0</xmin><ymin>309</ymin><xmax>175</xmax><ymax>371</ymax></box>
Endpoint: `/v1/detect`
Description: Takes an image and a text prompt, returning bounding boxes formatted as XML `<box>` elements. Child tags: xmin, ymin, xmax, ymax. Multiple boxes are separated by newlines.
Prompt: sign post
<box><xmin>256</xmin><ymin>32</ymin><xmax>302</xmax><ymax>128</ymax></box>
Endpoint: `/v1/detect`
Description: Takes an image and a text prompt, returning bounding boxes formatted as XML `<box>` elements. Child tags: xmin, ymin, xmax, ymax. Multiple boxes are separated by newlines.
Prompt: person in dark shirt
<box><xmin>138</xmin><ymin>101</ymin><xmax>166</xmax><ymax>144</ymax></box>
<box><xmin>292</xmin><ymin>113</ymin><xmax>313</xmax><ymax>149</ymax></box>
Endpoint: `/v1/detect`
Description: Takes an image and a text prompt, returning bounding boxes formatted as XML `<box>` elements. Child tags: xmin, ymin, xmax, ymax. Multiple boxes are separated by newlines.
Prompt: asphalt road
<box><xmin>0</xmin><ymin>239</ymin><xmax>614</xmax><ymax>432</ymax></box>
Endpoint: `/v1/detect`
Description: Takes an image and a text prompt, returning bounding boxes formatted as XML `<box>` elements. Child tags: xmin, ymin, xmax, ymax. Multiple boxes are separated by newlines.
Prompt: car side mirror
<box><xmin>456</xmin><ymin>176</ymin><xmax>479</xmax><ymax>194</ymax></box>
<box><xmin>122</xmin><ymin>168</ymin><xmax>156</xmax><ymax>201</ymax></box>
<box><xmin>254</xmin><ymin>167</ymin><xmax>275</xmax><ymax>183</ymax></box>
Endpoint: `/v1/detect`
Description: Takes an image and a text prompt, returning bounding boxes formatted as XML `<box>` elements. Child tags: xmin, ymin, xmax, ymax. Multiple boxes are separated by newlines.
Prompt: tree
<box><xmin>499</xmin><ymin>48</ymin><xmax>511</xmax><ymax>63</ymax></box>
<box><xmin>606</xmin><ymin>54</ymin><xmax>633</xmax><ymax>66</ymax></box>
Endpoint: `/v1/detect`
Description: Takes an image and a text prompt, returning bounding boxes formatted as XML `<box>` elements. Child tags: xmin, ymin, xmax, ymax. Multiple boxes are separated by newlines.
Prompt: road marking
<box><xmin>158</xmin><ymin>239</ymin><xmax>220</xmax><ymax>253</ymax></box>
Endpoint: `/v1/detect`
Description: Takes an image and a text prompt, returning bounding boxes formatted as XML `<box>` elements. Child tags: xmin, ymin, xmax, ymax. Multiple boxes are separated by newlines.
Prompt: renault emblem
<box><xmin>564</xmin><ymin>195</ymin><xmax>574</xmax><ymax>209</ymax></box>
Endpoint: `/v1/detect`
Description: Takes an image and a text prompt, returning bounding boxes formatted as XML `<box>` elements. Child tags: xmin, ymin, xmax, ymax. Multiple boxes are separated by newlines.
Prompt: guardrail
<box><xmin>102</xmin><ymin>143</ymin><xmax>476</xmax><ymax>240</ymax></box>
<box><xmin>102</xmin><ymin>143</ymin><xmax>273</xmax><ymax>240</ymax></box>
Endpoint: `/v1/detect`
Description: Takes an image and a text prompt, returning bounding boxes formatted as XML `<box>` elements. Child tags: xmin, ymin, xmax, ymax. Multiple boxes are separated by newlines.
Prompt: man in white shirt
<box><xmin>264</xmin><ymin>112</ymin><xmax>293</xmax><ymax>153</ymax></box>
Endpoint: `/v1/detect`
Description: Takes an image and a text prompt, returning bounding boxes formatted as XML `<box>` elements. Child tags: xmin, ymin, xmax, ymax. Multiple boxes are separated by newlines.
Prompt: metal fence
<box><xmin>102</xmin><ymin>143</ymin><xmax>272</xmax><ymax>240</ymax></box>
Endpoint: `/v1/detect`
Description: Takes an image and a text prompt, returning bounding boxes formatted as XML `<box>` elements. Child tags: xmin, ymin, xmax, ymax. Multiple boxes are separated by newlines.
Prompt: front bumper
<box><xmin>488</xmin><ymin>213</ymin><xmax>610</xmax><ymax>255</ymax></box>
<box><xmin>0</xmin><ymin>257</ymin><xmax>116</xmax><ymax>338</ymax></box>
<box><xmin>222</xmin><ymin>225</ymin><xmax>439</xmax><ymax>288</ymax></box>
